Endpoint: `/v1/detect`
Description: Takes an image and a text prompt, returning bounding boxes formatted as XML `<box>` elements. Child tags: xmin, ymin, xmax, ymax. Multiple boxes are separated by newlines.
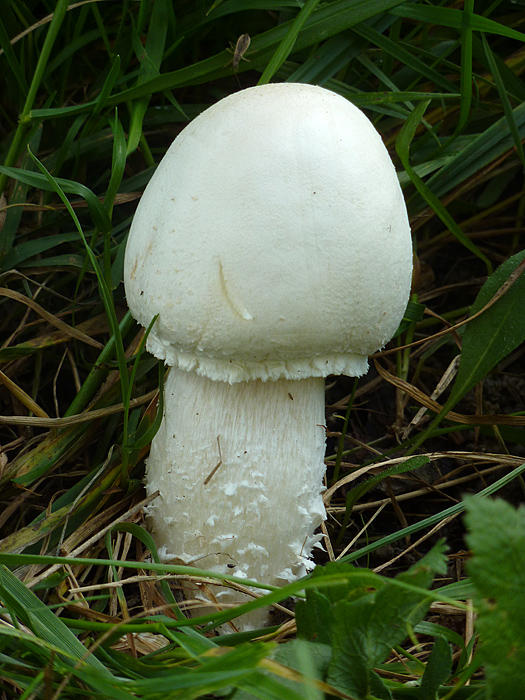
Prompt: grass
<box><xmin>1</xmin><ymin>0</ymin><xmax>525</xmax><ymax>697</ymax></box>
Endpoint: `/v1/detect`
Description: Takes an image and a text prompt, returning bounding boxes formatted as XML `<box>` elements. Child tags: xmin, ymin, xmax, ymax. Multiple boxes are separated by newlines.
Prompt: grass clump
<box><xmin>1</xmin><ymin>1</ymin><xmax>525</xmax><ymax>697</ymax></box>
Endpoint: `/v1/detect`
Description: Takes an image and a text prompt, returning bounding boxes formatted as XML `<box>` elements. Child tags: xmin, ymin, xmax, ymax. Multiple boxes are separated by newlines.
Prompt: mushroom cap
<box><xmin>124</xmin><ymin>83</ymin><xmax>412</xmax><ymax>382</ymax></box>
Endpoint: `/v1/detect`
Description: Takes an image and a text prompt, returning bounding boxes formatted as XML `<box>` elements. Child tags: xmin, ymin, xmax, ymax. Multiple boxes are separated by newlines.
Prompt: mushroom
<box><xmin>124</xmin><ymin>83</ymin><xmax>412</xmax><ymax>629</ymax></box>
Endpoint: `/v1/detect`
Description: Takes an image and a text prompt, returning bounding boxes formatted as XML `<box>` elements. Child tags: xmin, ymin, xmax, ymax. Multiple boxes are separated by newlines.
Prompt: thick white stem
<box><xmin>145</xmin><ymin>367</ymin><xmax>327</xmax><ymax>629</ymax></box>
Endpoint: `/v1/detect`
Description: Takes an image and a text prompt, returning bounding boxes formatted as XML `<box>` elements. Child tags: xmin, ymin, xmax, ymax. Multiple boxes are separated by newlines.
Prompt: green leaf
<box><xmin>465</xmin><ymin>497</ymin><xmax>525</xmax><ymax>699</ymax></box>
<box><xmin>127</xmin><ymin>642</ymin><xmax>274</xmax><ymax>694</ymax></box>
<box><xmin>296</xmin><ymin>589</ymin><xmax>334</xmax><ymax>645</ymax></box>
<box><xmin>426</xmin><ymin>101</ymin><xmax>525</xmax><ymax>202</ymax></box>
<box><xmin>406</xmin><ymin>250</ymin><xmax>525</xmax><ymax>453</ymax></box>
<box><xmin>340</xmin><ymin>461</ymin><xmax>525</xmax><ymax>564</ymax></box>
<box><xmin>418</xmin><ymin>636</ymin><xmax>452</xmax><ymax>700</ymax></box>
<box><xmin>414</xmin><ymin>621</ymin><xmax>465</xmax><ymax>650</ymax></box>
<box><xmin>457</xmin><ymin>0</ymin><xmax>474</xmax><ymax>134</ymax></box>
<box><xmin>345</xmin><ymin>455</ymin><xmax>430</xmax><ymax>514</ymax></box>
<box><xmin>394</xmin><ymin>298</ymin><xmax>427</xmax><ymax>337</ymax></box>
<box><xmin>296</xmin><ymin>561</ymin><xmax>379</xmax><ymax>645</ymax></box>
<box><xmin>391</xmin><ymin>4</ymin><xmax>525</xmax><ymax>44</ymax></box>
<box><xmin>90</xmin><ymin>53</ymin><xmax>121</xmax><ymax>123</ymax></box>
<box><xmin>0</xmin><ymin>0</ymin><xmax>70</xmax><ymax>195</ymax></box>
<box><xmin>0</xmin><ymin>565</ymin><xmax>111</xmax><ymax>677</ymax></box>
<box><xmin>326</xmin><ymin>543</ymin><xmax>447</xmax><ymax>699</ymax></box>
<box><xmin>1</xmin><ymin>232</ymin><xmax>80</xmax><ymax>269</ymax></box>
<box><xmin>263</xmin><ymin>639</ymin><xmax>330</xmax><ymax>700</ymax></box>
<box><xmin>0</xmin><ymin>16</ymin><xmax>29</xmax><ymax>94</ymax></box>
<box><xmin>0</xmin><ymin>125</ymin><xmax>42</xmax><ymax>264</ymax></box>
<box><xmin>396</xmin><ymin>101</ymin><xmax>492</xmax><ymax>273</ymax></box>
<box><xmin>0</xmin><ymin>165</ymin><xmax>112</xmax><ymax>234</ymax></box>
<box><xmin>353</xmin><ymin>24</ymin><xmax>458</xmax><ymax>94</ymax></box>
<box><xmin>481</xmin><ymin>34</ymin><xmax>525</xmax><ymax>168</ymax></box>
<box><xmin>110</xmin><ymin>521</ymin><xmax>183</xmax><ymax>621</ymax></box>
<box><xmin>258</xmin><ymin>0</ymin><xmax>322</xmax><ymax>85</ymax></box>
<box><xmin>448</xmin><ymin>250</ymin><xmax>525</xmax><ymax>408</ymax></box>
<box><xmin>104</xmin><ymin>111</ymin><xmax>127</xmax><ymax>217</ymax></box>
<box><xmin>335</xmin><ymin>455</ymin><xmax>430</xmax><ymax>547</ymax></box>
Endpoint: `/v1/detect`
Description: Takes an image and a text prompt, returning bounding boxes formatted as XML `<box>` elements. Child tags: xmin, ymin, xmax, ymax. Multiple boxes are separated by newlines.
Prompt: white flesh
<box><xmin>145</xmin><ymin>367</ymin><xmax>327</xmax><ymax>629</ymax></box>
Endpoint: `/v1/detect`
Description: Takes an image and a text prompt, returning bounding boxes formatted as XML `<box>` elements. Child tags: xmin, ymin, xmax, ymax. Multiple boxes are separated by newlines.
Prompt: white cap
<box><xmin>124</xmin><ymin>83</ymin><xmax>412</xmax><ymax>383</ymax></box>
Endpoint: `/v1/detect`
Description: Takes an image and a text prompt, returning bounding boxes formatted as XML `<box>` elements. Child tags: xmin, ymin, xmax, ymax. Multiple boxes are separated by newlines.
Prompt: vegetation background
<box><xmin>1</xmin><ymin>0</ymin><xmax>525</xmax><ymax>698</ymax></box>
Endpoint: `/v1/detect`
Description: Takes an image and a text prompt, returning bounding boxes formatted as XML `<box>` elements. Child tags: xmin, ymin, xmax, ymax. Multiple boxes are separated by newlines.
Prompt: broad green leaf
<box><xmin>273</xmin><ymin>640</ymin><xmax>330</xmax><ymax>700</ymax></box>
<box><xmin>465</xmin><ymin>497</ymin><xmax>525</xmax><ymax>699</ymax></box>
<box><xmin>327</xmin><ymin>543</ymin><xmax>447</xmax><ymax>699</ymax></box>
<box><xmin>418</xmin><ymin>636</ymin><xmax>453</xmax><ymax>700</ymax></box>
<box><xmin>238</xmin><ymin>671</ymin><xmax>315</xmax><ymax>700</ymax></box>
<box><xmin>296</xmin><ymin>589</ymin><xmax>335</xmax><ymax>645</ymax></box>
<box><xmin>234</xmin><ymin>640</ymin><xmax>331</xmax><ymax>700</ymax></box>
<box><xmin>296</xmin><ymin>561</ymin><xmax>381</xmax><ymax>644</ymax></box>
<box><xmin>447</xmin><ymin>249</ymin><xmax>525</xmax><ymax>407</ymax></box>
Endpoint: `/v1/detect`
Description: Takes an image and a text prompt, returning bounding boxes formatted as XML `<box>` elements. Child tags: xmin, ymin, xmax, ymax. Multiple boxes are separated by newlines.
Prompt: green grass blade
<box><xmin>0</xmin><ymin>565</ymin><xmax>112</xmax><ymax>676</ymax></box>
<box><xmin>481</xmin><ymin>33</ymin><xmax>525</xmax><ymax>168</ymax></box>
<box><xmin>0</xmin><ymin>125</ymin><xmax>42</xmax><ymax>265</ymax></box>
<box><xmin>25</xmin><ymin>0</ymin><xmax>412</xmax><ymax>117</ymax></box>
<box><xmin>340</xmin><ymin>459</ymin><xmax>525</xmax><ymax>564</ymax></box>
<box><xmin>396</xmin><ymin>101</ymin><xmax>492</xmax><ymax>273</ymax></box>
<box><xmin>104</xmin><ymin>111</ymin><xmax>127</xmax><ymax>217</ymax></box>
<box><xmin>425</xmin><ymin>100</ymin><xmax>525</xmax><ymax>199</ymax></box>
<box><xmin>127</xmin><ymin>0</ymin><xmax>171</xmax><ymax>154</ymax></box>
<box><xmin>457</xmin><ymin>0</ymin><xmax>474</xmax><ymax>133</ymax></box>
<box><xmin>0</xmin><ymin>165</ymin><xmax>112</xmax><ymax>234</ymax></box>
<box><xmin>24</xmin><ymin>151</ymin><xmax>130</xmax><ymax>429</ymax></box>
<box><xmin>339</xmin><ymin>455</ymin><xmax>430</xmax><ymax>538</ymax></box>
<box><xmin>92</xmin><ymin>54</ymin><xmax>122</xmax><ymax>125</ymax></box>
<box><xmin>111</xmin><ymin>522</ymin><xmax>183</xmax><ymax>620</ymax></box>
<box><xmin>258</xmin><ymin>0</ymin><xmax>322</xmax><ymax>85</ymax></box>
<box><xmin>353</xmin><ymin>23</ymin><xmax>459</xmax><ymax>93</ymax></box>
<box><xmin>0</xmin><ymin>16</ymin><xmax>29</xmax><ymax>94</ymax></box>
<box><xmin>391</xmin><ymin>4</ymin><xmax>525</xmax><ymax>43</ymax></box>
<box><xmin>0</xmin><ymin>0</ymin><xmax>70</xmax><ymax>194</ymax></box>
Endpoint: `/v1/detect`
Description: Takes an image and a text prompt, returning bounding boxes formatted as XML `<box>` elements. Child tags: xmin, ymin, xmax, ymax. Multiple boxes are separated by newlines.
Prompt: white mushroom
<box><xmin>124</xmin><ymin>83</ymin><xmax>412</xmax><ymax>629</ymax></box>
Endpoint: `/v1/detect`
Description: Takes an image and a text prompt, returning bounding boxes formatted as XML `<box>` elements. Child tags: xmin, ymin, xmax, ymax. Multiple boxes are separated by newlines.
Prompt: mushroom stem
<box><xmin>146</xmin><ymin>367</ymin><xmax>327</xmax><ymax>629</ymax></box>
